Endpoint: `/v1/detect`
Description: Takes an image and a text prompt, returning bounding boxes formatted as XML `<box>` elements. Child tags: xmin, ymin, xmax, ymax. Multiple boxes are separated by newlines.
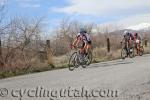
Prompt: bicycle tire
<box><xmin>86</xmin><ymin>51</ymin><xmax>93</xmax><ymax>65</ymax></box>
<box><xmin>139</xmin><ymin>46</ymin><xmax>144</xmax><ymax>56</ymax></box>
<box><xmin>121</xmin><ymin>48</ymin><xmax>126</xmax><ymax>59</ymax></box>
<box><xmin>68</xmin><ymin>52</ymin><xmax>78</xmax><ymax>71</ymax></box>
<box><xmin>129</xmin><ymin>48</ymin><xmax>135</xmax><ymax>58</ymax></box>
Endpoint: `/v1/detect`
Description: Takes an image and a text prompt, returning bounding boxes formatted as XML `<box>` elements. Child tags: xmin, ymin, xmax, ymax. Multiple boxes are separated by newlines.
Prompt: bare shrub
<box><xmin>0</xmin><ymin>17</ymin><xmax>45</xmax><ymax>71</ymax></box>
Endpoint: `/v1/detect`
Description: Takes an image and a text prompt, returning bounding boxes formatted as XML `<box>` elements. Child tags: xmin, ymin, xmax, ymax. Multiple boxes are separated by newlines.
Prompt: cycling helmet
<box><xmin>124</xmin><ymin>30</ymin><xmax>128</xmax><ymax>34</ymax></box>
<box><xmin>123</xmin><ymin>30</ymin><xmax>128</xmax><ymax>36</ymax></box>
<box><xmin>127</xmin><ymin>32</ymin><xmax>130</xmax><ymax>36</ymax></box>
<box><xmin>80</xmin><ymin>28</ymin><xmax>87</xmax><ymax>33</ymax></box>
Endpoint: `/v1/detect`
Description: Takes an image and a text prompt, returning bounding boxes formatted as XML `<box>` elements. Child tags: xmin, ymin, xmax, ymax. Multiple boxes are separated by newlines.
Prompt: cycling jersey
<box><xmin>77</xmin><ymin>33</ymin><xmax>91</xmax><ymax>44</ymax></box>
<box><xmin>72</xmin><ymin>32</ymin><xmax>92</xmax><ymax>55</ymax></box>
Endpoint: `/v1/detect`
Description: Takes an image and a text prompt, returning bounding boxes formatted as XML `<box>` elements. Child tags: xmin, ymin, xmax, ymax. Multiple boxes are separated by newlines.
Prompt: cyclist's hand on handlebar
<box><xmin>73</xmin><ymin>45</ymin><xmax>77</xmax><ymax>49</ymax></box>
<box><xmin>70</xmin><ymin>44</ymin><xmax>76</xmax><ymax>49</ymax></box>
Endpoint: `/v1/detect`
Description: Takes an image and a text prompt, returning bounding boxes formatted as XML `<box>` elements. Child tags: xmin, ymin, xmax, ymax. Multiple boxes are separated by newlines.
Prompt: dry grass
<box><xmin>92</xmin><ymin>47</ymin><xmax>121</xmax><ymax>62</ymax></box>
<box><xmin>144</xmin><ymin>43</ymin><xmax>150</xmax><ymax>54</ymax></box>
<box><xmin>53</xmin><ymin>55</ymin><xmax>68</xmax><ymax>66</ymax></box>
<box><xmin>46</xmin><ymin>49</ymin><xmax>54</xmax><ymax>67</ymax></box>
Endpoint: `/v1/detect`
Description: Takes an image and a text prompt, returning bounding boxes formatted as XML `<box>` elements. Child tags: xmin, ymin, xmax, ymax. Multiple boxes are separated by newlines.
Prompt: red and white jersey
<box><xmin>134</xmin><ymin>36</ymin><xmax>141</xmax><ymax>41</ymax></box>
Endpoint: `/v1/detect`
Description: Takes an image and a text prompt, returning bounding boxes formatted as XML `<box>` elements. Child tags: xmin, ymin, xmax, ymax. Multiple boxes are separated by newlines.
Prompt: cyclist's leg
<box><xmin>129</xmin><ymin>40</ymin><xmax>134</xmax><ymax>50</ymax></box>
<box><xmin>135</xmin><ymin>43</ymin><xmax>138</xmax><ymax>55</ymax></box>
<box><xmin>124</xmin><ymin>42</ymin><xmax>128</xmax><ymax>52</ymax></box>
<box><xmin>134</xmin><ymin>42</ymin><xmax>137</xmax><ymax>55</ymax></box>
<box><xmin>80</xmin><ymin>42</ymin><xmax>85</xmax><ymax>55</ymax></box>
<box><xmin>129</xmin><ymin>40</ymin><xmax>132</xmax><ymax>49</ymax></box>
<box><xmin>83</xmin><ymin>42</ymin><xmax>91</xmax><ymax>55</ymax></box>
<box><xmin>84</xmin><ymin>44</ymin><xmax>89</xmax><ymax>55</ymax></box>
<box><xmin>127</xmin><ymin>41</ymin><xmax>130</xmax><ymax>54</ymax></box>
<box><xmin>137</xmin><ymin>43</ymin><xmax>141</xmax><ymax>55</ymax></box>
<box><xmin>83</xmin><ymin>43</ymin><xmax>87</xmax><ymax>54</ymax></box>
<box><xmin>86</xmin><ymin>42</ymin><xmax>92</xmax><ymax>54</ymax></box>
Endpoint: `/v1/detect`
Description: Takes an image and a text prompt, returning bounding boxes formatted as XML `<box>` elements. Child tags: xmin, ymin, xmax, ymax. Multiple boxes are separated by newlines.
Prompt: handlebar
<box><xmin>70</xmin><ymin>44</ymin><xmax>81</xmax><ymax>50</ymax></box>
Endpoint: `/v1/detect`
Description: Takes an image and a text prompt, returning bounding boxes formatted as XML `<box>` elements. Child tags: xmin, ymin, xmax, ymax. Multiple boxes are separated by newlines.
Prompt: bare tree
<box><xmin>0</xmin><ymin>16</ymin><xmax>44</xmax><ymax>70</ymax></box>
<box><xmin>94</xmin><ymin>23</ymin><xmax>123</xmax><ymax>52</ymax></box>
<box><xmin>0</xmin><ymin>0</ymin><xmax>7</xmax><ymax>67</ymax></box>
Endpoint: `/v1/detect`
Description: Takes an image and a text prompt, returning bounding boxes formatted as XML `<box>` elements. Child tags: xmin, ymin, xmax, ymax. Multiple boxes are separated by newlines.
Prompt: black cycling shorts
<box><xmin>87</xmin><ymin>41</ymin><xmax>92</xmax><ymax>44</ymax></box>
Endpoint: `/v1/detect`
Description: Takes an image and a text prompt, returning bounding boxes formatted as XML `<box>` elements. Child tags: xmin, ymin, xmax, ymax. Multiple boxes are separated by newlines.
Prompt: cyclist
<box><xmin>72</xmin><ymin>28</ymin><xmax>92</xmax><ymax>56</ymax></box>
<box><xmin>133</xmin><ymin>32</ymin><xmax>142</xmax><ymax>55</ymax></box>
<box><xmin>122</xmin><ymin>31</ymin><xmax>134</xmax><ymax>55</ymax></box>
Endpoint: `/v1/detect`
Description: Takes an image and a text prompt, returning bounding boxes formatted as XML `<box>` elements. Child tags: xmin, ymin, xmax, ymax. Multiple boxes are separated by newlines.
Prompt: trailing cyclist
<box><xmin>133</xmin><ymin>32</ymin><xmax>142</xmax><ymax>55</ymax></box>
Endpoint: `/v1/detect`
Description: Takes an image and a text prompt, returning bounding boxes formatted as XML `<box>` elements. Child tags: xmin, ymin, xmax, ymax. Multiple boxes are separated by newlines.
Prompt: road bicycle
<box><xmin>121</xmin><ymin>41</ymin><xmax>135</xmax><ymax>59</ymax></box>
<box><xmin>135</xmin><ymin>41</ymin><xmax>144</xmax><ymax>56</ymax></box>
<box><xmin>68</xmin><ymin>46</ymin><xmax>92</xmax><ymax>71</ymax></box>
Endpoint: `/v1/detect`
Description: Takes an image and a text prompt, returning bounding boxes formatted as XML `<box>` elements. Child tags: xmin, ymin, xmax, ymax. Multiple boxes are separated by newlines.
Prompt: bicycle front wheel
<box><xmin>129</xmin><ymin>48</ymin><xmax>135</xmax><ymax>58</ymax></box>
<box><xmin>139</xmin><ymin>46</ymin><xmax>144</xmax><ymax>56</ymax></box>
<box><xmin>68</xmin><ymin>52</ymin><xmax>78</xmax><ymax>71</ymax></box>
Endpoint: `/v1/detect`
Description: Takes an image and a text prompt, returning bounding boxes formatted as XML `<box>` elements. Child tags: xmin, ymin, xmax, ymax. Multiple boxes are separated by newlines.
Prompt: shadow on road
<box><xmin>88</xmin><ymin>60</ymin><xmax>133</xmax><ymax>69</ymax></box>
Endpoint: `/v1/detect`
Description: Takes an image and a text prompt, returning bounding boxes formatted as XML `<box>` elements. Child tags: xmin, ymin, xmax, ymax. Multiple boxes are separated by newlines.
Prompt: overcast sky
<box><xmin>2</xmin><ymin>0</ymin><xmax>150</xmax><ymax>31</ymax></box>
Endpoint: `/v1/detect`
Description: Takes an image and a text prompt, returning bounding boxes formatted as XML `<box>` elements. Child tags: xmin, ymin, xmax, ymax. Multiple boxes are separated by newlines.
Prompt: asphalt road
<box><xmin>0</xmin><ymin>55</ymin><xmax>150</xmax><ymax>100</ymax></box>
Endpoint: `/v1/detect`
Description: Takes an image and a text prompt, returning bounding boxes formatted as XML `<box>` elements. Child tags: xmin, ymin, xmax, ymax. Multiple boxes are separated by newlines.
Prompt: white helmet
<box><xmin>123</xmin><ymin>30</ymin><xmax>128</xmax><ymax>36</ymax></box>
<box><xmin>124</xmin><ymin>30</ymin><xmax>128</xmax><ymax>34</ymax></box>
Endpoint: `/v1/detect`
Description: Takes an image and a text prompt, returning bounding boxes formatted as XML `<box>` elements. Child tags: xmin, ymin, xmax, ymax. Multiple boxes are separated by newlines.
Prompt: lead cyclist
<box><xmin>71</xmin><ymin>28</ymin><xmax>92</xmax><ymax>57</ymax></box>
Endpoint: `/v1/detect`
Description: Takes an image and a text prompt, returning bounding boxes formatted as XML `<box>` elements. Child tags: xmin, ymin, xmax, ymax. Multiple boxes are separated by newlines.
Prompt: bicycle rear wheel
<box><xmin>139</xmin><ymin>46</ymin><xmax>144</xmax><ymax>56</ymax></box>
<box><xmin>85</xmin><ymin>51</ymin><xmax>92</xmax><ymax>65</ymax></box>
<box><xmin>121</xmin><ymin>48</ymin><xmax>127</xmax><ymax>59</ymax></box>
<box><xmin>68</xmin><ymin>52</ymin><xmax>78</xmax><ymax>71</ymax></box>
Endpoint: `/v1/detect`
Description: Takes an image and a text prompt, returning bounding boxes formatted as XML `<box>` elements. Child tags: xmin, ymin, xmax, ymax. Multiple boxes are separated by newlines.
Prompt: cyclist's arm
<box><xmin>72</xmin><ymin>36</ymin><xmax>81</xmax><ymax>46</ymax></box>
<box><xmin>121</xmin><ymin>37</ymin><xmax>125</xmax><ymax>43</ymax></box>
<box><xmin>131</xmin><ymin>34</ymin><xmax>134</xmax><ymax>40</ymax></box>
